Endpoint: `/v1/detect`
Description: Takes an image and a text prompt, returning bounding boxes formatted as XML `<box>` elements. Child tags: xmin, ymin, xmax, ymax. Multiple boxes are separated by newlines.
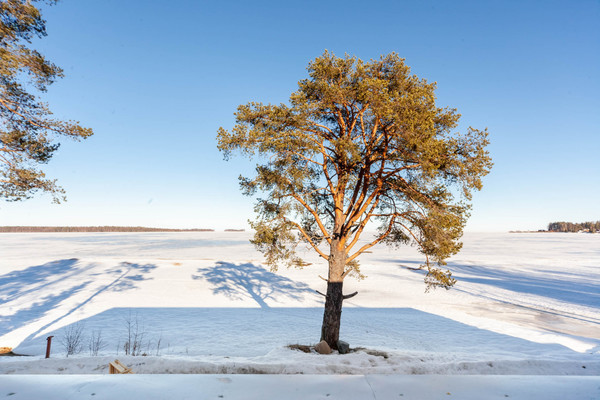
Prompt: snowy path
<box><xmin>0</xmin><ymin>374</ymin><xmax>598</xmax><ymax>400</ymax></box>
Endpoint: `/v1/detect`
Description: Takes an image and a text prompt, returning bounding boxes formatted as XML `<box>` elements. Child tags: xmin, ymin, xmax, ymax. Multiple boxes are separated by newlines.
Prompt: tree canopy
<box><xmin>219</xmin><ymin>51</ymin><xmax>492</xmax><ymax>289</ymax></box>
<box><xmin>0</xmin><ymin>0</ymin><xmax>92</xmax><ymax>202</ymax></box>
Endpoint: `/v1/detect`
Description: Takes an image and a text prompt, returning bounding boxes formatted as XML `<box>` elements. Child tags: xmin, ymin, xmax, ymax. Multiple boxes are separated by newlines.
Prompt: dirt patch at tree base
<box><xmin>286</xmin><ymin>344</ymin><xmax>389</xmax><ymax>359</ymax></box>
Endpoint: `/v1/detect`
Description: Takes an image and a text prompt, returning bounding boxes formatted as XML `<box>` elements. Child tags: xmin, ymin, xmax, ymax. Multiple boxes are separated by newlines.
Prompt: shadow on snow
<box><xmin>0</xmin><ymin>259</ymin><xmax>157</xmax><ymax>344</ymax></box>
<box><xmin>193</xmin><ymin>262</ymin><xmax>315</xmax><ymax>308</ymax></box>
<box><xmin>394</xmin><ymin>259</ymin><xmax>600</xmax><ymax>309</ymax></box>
<box><xmin>12</xmin><ymin>307</ymin><xmax>589</xmax><ymax>360</ymax></box>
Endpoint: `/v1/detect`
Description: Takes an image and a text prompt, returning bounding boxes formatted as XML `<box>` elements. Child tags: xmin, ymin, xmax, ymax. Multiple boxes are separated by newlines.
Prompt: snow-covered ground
<box><xmin>1</xmin><ymin>374</ymin><xmax>598</xmax><ymax>400</ymax></box>
<box><xmin>0</xmin><ymin>232</ymin><xmax>598</xmax><ymax>379</ymax></box>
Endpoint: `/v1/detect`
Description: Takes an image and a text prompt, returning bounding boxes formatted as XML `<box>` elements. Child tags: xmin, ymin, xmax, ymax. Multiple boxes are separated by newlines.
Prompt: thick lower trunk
<box><xmin>320</xmin><ymin>281</ymin><xmax>343</xmax><ymax>349</ymax></box>
<box><xmin>320</xmin><ymin>233</ymin><xmax>346</xmax><ymax>350</ymax></box>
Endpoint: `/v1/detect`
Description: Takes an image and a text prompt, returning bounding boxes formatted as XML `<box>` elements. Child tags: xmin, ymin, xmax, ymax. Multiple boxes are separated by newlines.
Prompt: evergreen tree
<box><xmin>218</xmin><ymin>52</ymin><xmax>492</xmax><ymax>348</ymax></box>
<box><xmin>0</xmin><ymin>0</ymin><xmax>93</xmax><ymax>202</ymax></box>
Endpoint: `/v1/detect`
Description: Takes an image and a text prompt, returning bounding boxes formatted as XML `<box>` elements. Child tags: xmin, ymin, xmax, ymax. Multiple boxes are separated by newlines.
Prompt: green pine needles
<box><xmin>0</xmin><ymin>0</ymin><xmax>93</xmax><ymax>203</ymax></box>
<box><xmin>218</xmin><ymin>51</ymin><xmax>492</xmax><ymax>290</ymax></box>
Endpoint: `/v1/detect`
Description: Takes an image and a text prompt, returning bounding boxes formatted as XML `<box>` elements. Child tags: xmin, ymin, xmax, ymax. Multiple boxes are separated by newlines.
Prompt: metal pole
<box><xmin>45</xmin><ymin>336</ymin><xmax>54</xmax><ymax>359</ymax></box>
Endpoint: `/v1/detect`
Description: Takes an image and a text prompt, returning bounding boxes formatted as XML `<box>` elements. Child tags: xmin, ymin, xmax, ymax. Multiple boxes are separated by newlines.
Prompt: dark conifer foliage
<box><xmin>1</xmin><ymin>0</ymin><xmax>93</xmax><ymax>202</ymax></box>
<box><xmin>547</xmin><ymin>221</ymin><xmax>600</xmax><ymax>233</ymax></box>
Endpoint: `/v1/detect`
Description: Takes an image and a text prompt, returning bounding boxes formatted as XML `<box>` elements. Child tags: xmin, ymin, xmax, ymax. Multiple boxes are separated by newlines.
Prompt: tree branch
<box><xmin>290</xmin><ymin>193</ymin><xmax>331</xmax><ymax>246</ymax></box>
<box><xmin>343</xmin><ymin>291</ymin><xmax>358</xmax><ymax>300</ymax></box>
<box><xmin>347</xmin><ymin>215</ymin><xmax>397</xmax><ymax>263</ymax></box>
<box><xmin>285</xmin><ymin>218</ymin><xmax>329</xmax><ymax>260</ymax></box>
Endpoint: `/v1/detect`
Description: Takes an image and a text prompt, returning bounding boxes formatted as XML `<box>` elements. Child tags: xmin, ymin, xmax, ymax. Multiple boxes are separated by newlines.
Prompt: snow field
<box><xmin>0</xmin><ymin>232</ymin><xmax>598</xmax><ymax>377</ymax></box>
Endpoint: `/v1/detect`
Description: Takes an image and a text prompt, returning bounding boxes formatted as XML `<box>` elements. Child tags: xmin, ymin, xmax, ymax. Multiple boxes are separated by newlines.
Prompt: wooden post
<box><xmin>45</xmin><ymin>336</ymin><xmax>54</xmax><ymax>359</ymax></box>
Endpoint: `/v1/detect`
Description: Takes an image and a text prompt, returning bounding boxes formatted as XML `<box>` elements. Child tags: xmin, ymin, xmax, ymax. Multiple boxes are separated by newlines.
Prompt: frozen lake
<box><xmin>0</xmin><ymin>231</ymin><xmax>598</xmax><ymax>375</ymax></box>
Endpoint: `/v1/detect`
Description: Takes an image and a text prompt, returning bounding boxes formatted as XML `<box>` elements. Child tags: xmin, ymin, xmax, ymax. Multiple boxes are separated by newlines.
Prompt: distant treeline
<box><xmin>547</xmin><ymin>221</ymin><xmax>600</xmax><ymax>233</ymax></box>
<box><xmin>0</xmin><ymin>226</ymin><xmax>215</xmax><ymax>233</ymax></box>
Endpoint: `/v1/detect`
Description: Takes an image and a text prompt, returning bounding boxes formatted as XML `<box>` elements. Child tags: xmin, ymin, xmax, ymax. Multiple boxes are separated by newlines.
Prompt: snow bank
<box><xmin>1</xmin><ymin>351</ymin><xmax>598</xmax><ymax>376</ymax></box>
<box><xmin>0</xmin><ymin>374</ymin><xmax>598</xmax><ymax>400</ymax></box>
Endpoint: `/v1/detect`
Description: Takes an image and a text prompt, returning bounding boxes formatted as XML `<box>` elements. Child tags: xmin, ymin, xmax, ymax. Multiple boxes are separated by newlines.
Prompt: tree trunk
<box><xmin>320</xmin><ymin>236</ymin><xmax>346</xmax><ymax>350</ymax></box>
<box><xmin>320</xmin><ymin>280</ymin><xmax>344</xmax><ymax>349</ymax></box>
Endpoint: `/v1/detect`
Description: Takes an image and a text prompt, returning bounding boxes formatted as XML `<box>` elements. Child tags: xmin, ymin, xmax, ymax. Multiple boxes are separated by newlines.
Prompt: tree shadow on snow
<box><xmin>0</xmin><ymin>282</ymin><xmax>90</xmax><ymax>333</ymax></box>
<box><xmin>0</xmin><ymin>259</ymin><xmax>81</xmax><ymax>303</ymax></box>
<box><xmin>193</xmin><ymin>262</ymin><xmax>315</xmax><ymax>308</ymax></box>
<box><xmin>0</xmin><ymin>260</ymin><xmax>157</xmax><ymax>346</ymax></box>
<box><xmin>395</xmin><ymin>259</ymin><xmax>600</xmax><ymax>309</ymax></box>
<box><xmin>448</xmin><ymin>263</ymin><xmax>600</xmax><ymax>309</ymax></box>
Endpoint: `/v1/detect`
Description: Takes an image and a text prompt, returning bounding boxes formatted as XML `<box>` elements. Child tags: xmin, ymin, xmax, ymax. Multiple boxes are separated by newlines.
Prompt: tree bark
<box><xmin>320</xmin><ymin>280</ymin><xmax>344</xmax><ymax>349</ymax></box>
<box><xmin>320</xmin><ymin>238</ymin><xmax>346</xmax><ymax>350</ymax></box>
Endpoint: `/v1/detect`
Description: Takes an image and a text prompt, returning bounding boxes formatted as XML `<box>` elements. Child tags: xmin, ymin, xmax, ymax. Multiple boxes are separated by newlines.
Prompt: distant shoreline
<box><xmin>0</xmin><ymin>226</ymin><xmax>218</xmax><ymax>233</ymax></box>
<box><xmin>509</xmin><ymin>230</ymin><xmax>598</xmax><ymax>234</ymax></box>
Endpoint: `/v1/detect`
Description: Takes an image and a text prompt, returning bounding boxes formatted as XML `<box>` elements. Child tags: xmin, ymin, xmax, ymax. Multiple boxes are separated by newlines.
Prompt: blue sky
<box><xmin>1</xmin><ymin>0</ymin><xmax>598</xmax><ymax>231</ymax></box>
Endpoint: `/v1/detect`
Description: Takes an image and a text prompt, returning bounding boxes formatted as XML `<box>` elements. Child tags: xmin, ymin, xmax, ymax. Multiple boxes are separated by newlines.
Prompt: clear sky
<box><xmin>1</xmin><ymin>0</ymin><xmax>598</xmax><ymax>231</ymax></box>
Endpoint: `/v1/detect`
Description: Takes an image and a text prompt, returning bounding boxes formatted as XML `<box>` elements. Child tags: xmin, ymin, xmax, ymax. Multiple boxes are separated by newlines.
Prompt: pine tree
<box><xmin>218</xmin><ymin>52</ymin><xmax>492</xmax><ymax>348</ymax></box>
<box><xmin>0</xmin><ymin>0</ymin><xmax>93</xmax><ymax>202</ymax></box>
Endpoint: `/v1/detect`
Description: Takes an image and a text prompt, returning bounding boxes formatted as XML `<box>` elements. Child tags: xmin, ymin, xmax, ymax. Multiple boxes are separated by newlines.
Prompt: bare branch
<box><xmin>343</xmin><ymin>291</ymin><xmax>358</xmax><ymax>300</ymax></box>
